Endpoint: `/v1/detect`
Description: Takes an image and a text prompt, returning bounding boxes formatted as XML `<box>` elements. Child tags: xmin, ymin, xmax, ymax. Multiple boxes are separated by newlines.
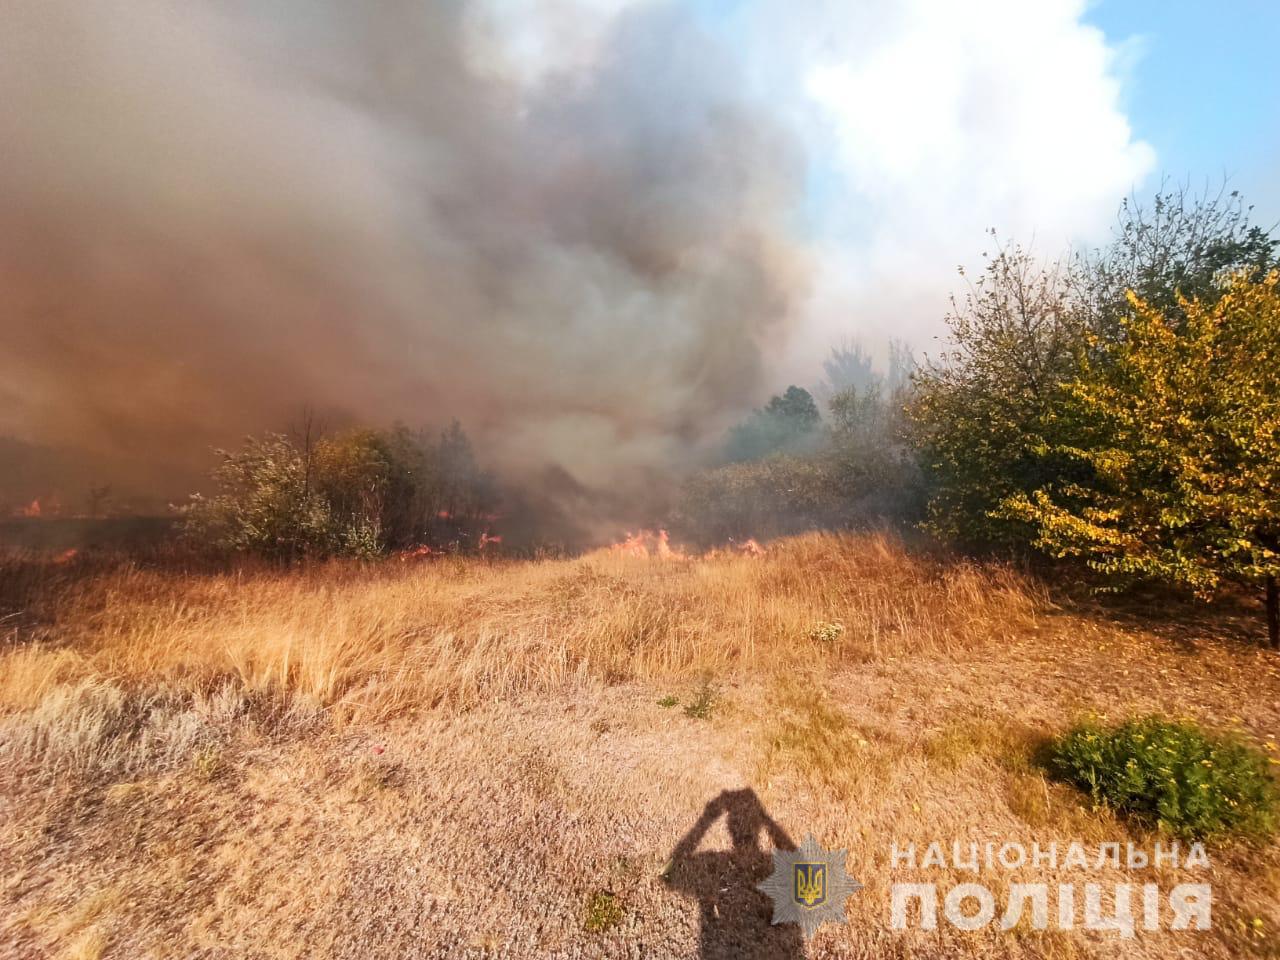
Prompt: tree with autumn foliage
<box><xmin>910</xmin><ymin>186</ymin><xmax>1277</xmax><ymax>552</ymax></box>
<box><xmin>1002</xmin><ymin>272</ymin><xmax>1280</xmax><ymax>646</ymax></box>
<box><xmin>908</xmin><ymin>241</ymin><xmax>1084</xmax><ymax>548</ymax></box>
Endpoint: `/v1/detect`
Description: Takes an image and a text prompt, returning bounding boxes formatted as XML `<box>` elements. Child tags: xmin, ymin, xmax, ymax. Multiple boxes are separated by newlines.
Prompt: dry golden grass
<box><xmin>0</xmin><ymin>532</ymin><xmax>1043</xmax><ymax>721</ymax></box>
<box><xmin>3</xmin><ymin>532</ymin><xmax>1279</xmax><ymax>959</ymax></box>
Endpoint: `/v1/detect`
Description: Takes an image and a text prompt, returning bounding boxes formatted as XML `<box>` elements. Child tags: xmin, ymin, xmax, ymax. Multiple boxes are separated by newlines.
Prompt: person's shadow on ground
<box><xmin>664</xmin><ymin>788</ymin><xmax>805</xmax><ymax>959</ymax></box>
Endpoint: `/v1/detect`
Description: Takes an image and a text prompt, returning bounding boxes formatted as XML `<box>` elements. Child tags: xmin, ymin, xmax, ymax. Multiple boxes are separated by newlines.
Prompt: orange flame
<box><xmin>18</xmin><ymin>498</ymin><xmax>42</xmax><ymax>518</ymax></box>
<box><xmin>608</xmin><ymin>530</ymin><xmax>768</xmax><ymax>560</ymax></box>
<box><xmin>657</xmin><ymin>529</ymin><xmax>689</xmax><ymax>559</ymax></box>
<box><xmin>610</xmin><ymin>529</ymin><xmax>687</xmax><ymax>559</ymax></box>
<box><xmin>397</xmin><ymin>545</ymin><xmax>434</xmax><ymax>562</ymax></box>
<box><xmin>701</xmin><ymin>537</ymin><xmax>768</xmax><ymax>560</ymax></box>
<box><xmin>611</xmin><ymin>530</ymin><xmax>651</xmax><ymax>558</ymax></box>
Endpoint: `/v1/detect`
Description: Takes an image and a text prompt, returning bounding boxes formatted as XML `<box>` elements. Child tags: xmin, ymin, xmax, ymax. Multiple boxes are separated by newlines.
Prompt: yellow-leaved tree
<box><xmin>1003</xmin><ymin>271</ymin><xmax>1280</xmax><ymax>647</ymax></box>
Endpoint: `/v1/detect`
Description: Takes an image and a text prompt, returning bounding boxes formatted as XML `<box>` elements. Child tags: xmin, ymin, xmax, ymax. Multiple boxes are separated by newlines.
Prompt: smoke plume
<box><xmin>0</xmin><ymin>0</ymin><xmax>807</xmax><ymax>505</ymax></box>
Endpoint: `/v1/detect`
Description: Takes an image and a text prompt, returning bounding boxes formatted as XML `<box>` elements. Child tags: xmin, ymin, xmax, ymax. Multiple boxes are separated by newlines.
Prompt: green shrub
<box><xmin>909</xmin><ymin>187</ymin><xmax>1277</xmax><ymax>554</ymax></box>
<box><xmin>672</xmin><ymin>456</ymin><xmax>851</xmax><ymax>546</ymax></box>
<box><xmin>181</xmin><ymin>421</ymin><xmax>496</xmax><ymax>559</ymax></box>
<box><xmin>674</xmin><ymin>380</ymin><xmax>920</xmax><ymax>547</ymax></box>
<box><xmin>1049</xmin><ymin>716</ymin><xmax>1277</xmax><ymax>839</ymax></box>
<box><xmin>682</xmin><ymin>676</ymin><xmax>719</xmax><ymax>720</ymax></box>
<box><xmin>582</xmin><ymin>890</ymin><xmax>623</xmax><ymax>933</ymax></box>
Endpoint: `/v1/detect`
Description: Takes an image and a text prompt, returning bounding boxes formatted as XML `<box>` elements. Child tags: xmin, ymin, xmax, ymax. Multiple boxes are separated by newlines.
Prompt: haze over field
<box><xmin>1</xmin><ymin>0</ymin><xmax>1155</xmax><ymax>497</ymax></box>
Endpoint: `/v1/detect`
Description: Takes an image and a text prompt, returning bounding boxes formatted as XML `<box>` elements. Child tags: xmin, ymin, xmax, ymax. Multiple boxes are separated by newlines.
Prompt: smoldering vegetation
<box><xmin>670</xmin><ymin>341</ymin><xmax>920</xmax><ymax>546</ymax></box>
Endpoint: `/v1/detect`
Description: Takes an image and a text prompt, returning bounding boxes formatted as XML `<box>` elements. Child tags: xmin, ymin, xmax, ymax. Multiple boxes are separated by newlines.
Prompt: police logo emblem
<box><xmin>758</xmin><ymin>834</ymin><xmax>862</xmax><ymax>939</ymax></box>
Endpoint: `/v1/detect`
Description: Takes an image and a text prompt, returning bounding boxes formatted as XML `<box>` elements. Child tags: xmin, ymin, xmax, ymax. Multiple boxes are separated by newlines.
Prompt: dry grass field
<box><xmin>2</xmin><ymin>532</ymin><xmax>1279</xmax><ymax>959</ymax></box>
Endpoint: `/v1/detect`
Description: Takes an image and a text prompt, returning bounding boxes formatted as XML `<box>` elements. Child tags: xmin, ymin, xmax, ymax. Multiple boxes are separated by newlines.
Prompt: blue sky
<box><xmin>1084</xmin><ymin>0</ymin><xmax>1280</xmax><ymax>221</ymax></box>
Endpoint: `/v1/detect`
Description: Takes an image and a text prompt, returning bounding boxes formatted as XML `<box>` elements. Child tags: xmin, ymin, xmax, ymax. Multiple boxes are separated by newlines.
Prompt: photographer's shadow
<box><xmin>664</xmin><ymin>788</ymin><xmax>804</xmax><ymax>959</ymax></box>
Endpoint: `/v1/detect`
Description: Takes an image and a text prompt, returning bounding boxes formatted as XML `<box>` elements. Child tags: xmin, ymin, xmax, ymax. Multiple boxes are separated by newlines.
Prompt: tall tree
<box><xmin>911</xmin><ymin>186</ymin><xmax>1278</xmax><ymax>551</ymax></box>
<box><xmin>820</xmin><ymin>341</ymin><xmax>879</xmax><ymax>398</ymax></box>
<box><xmin>1074</xmin><ymin>182</ymin><xmax>1277</xmax><ymax>336</ymax></box>
<box><xmin>725</xmin><ymin>386</ymin><xmax>822</xmax><ymax>463</ymax></box>
<box><xmin>909</xmin><ymin>241</ymin><xmax>1082</xmax><ymax>546</ymax></box>
<box><xmin>1003</xmin><ymin>272</ymin><xmax>1280</xmax><ymax>646</ymax></box>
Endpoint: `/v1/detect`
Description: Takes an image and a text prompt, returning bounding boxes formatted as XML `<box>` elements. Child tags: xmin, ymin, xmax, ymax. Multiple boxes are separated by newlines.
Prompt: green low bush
<box><xmin>181</xmin><ymin>421</ymin><xmax>497</xmax><ymax>560</ymax></box>
<box><xmin>1049</xmin><ymin>716</ymin><xmax>1277</xmax><ymax>839</ymax></box>
<box><xmin>582</xmin><ymin>890</ymin><xmax>623</xmax><ymax>933</ymax></box>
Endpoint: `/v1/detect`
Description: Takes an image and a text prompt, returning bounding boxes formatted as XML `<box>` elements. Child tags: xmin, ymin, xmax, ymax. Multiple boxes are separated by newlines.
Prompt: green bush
<box><xmin>582</xmin><ymin>890</ymin><xmax>623</xmax><ymax>933</ymax></box>
<box><xmin>909</xmin><ymin>187</ymin><xmax>1277</xmax><ymax>554</ymax></box>
<box><xmin>1049</xmin><ymin>716</ymin><xmax>1277</xmax><ymax>839</ymax></box>
<box><xmin>671</xmin><ymin>456</ymin><xmax>848</xmax><ymax>546</ymax></box>
<box><xmin>682</xmin><ymin>676</ymin><xmax>719</xmax><ymax>720</ymax></box>
<box><xmin>181</xmin><ymin>421</ymin><xmax>497</xmax><ymax>560</ymax></box>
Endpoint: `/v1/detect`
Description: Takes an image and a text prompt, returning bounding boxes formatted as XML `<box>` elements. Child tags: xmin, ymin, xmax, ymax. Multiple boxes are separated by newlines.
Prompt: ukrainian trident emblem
<box><xmin>793</xmin><ymin>862</ymin><xmax>827</xmax><ymax>908</ymax></box>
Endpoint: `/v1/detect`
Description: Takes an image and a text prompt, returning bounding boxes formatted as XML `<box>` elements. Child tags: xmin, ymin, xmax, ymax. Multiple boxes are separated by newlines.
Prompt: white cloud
<box><xmin>471</xmin><ymin>0</ymin><xmax>1155</xmax><ymax>375</ymax></box>
<box><xmin>807</xmin><ymin>1</ymin><xmax>1150</xmax><ymax>237</ymax></box>
<box><xmin>742</xmin><ymin>0</ymin><xmax>1156</xmax><ymax>372</ymax></box>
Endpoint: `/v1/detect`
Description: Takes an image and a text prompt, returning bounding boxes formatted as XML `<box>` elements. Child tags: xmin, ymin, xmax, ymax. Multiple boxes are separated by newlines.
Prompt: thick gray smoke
<box><xmin>0</xmin><ymin>0</ymin><xmax>807</xmax><ymax>505</ymax></box>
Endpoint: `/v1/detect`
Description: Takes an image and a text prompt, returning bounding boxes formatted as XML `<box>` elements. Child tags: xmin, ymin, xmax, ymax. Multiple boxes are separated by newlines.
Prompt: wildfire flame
<box><xmin>397</xmin><ymin>545</ymin><xmax>434</xmax><ymax>562</ymax></box>
<box><xmin>608</xmin><ymin>530</ymin><xmax>765</xmax><ymax>560</ymax></box>
<box><xmin>15</xmin><ymin>496</ymin><xmax>64</xmax><ymax>518</ymax></box>
<box><xmin>610</xmin><ymin>529</ymin><xmax>686</xmax><ymax>560</ymax></box>
<box><xmin>397</xmin><ymin>529</ymin><xmax>502</xmax><ymax>560</ymax></box>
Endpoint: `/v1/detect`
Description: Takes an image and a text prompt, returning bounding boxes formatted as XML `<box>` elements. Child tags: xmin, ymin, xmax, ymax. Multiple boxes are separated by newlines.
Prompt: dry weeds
<box><xmin>1</xmin><ymin>532</ymin><xmax>1278</xmax><ymax>959</ymax></box>
<box><xmin>0</xmin><ymin>532</ymin><xmax>1040</xmax><ymax>722</ymax></box>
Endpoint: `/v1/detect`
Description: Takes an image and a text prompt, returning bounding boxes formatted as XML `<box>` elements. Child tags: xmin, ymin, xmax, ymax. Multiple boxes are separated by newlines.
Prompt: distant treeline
<box><xmin>676</xmin><ymin>183</ymin><xmax>1280</xmax><ymax>642</ymax></box>
<box><xmin>669</xmin><ymin>349</ymin><xmax>920</xmax><ymax>547</ymax></box>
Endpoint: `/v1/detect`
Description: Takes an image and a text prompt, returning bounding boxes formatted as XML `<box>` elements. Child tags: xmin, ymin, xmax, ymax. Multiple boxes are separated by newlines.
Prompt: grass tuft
<box><xmin>581</xmin><ymin>890</ymin><xmax>623</xmax><ymax>933</ymax></box>
<box><xmin>681</xmin><ymin>676</ymin><xmax>719</xmax><ymax>720</ymax></box>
